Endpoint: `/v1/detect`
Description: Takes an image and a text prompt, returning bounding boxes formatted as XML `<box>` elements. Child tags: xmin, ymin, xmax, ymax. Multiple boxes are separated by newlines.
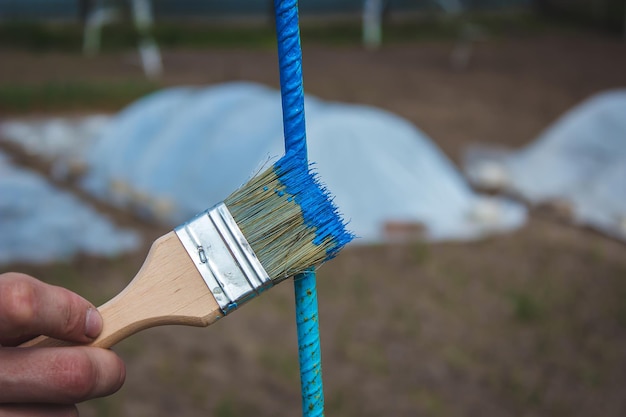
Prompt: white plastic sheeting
<box><xmin>305</xmin><ymin>103</ymin><xmax>525</xmax><ymax>242</ymax></box>
<box><xmin>83</xmin><ymin>87</ymin><xmax>194</xmax><ymax>207</ymax></box>
<box><xmin>0</xmin><ymin>115</ymin><xmax>109</xmax><ymax>168</ymax></box>
<box><xmin>79</xmin><ymin>81</ymin><xmax>526</xmax><ymax>243</ymax></box>
<box><xmin>0</xmin><ymin>151</ymin><xmax>140</xmax><ymax>265</ymax></box>
<box><xmin>464</xmin><ymin>89</ymin><xmax>626</xmax><ymax>241</ymax></box>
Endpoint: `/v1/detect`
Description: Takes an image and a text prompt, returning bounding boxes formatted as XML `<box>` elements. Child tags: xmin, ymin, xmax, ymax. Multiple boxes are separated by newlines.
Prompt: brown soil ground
<box><xmin>2</xmin><ymin>30</ymin><xmax>626</xmax><ymax>417</ymax></box>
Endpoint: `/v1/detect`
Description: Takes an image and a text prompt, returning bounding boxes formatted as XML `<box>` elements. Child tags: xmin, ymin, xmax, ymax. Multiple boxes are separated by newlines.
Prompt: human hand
<box><xmin>0</xmin><ymin>272</ymin><xmax>125</xmax><ymax>416</ymax></box>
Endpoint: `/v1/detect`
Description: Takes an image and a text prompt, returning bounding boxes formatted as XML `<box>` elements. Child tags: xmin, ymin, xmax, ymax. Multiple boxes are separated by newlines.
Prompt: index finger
<box><xmin>0</xmin><ymin>346</ymin><xmax>125</xmax><ymax>404</ymax></box>
<box><xmin>0</xmin><ymin>273</ymin><xmax>102</xmax><ymax>346</ymax></box>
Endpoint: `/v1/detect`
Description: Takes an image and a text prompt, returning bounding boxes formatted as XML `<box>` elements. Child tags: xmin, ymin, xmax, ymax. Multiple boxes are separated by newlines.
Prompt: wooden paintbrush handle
<box><xmin>21</xmin><ymin>232</ymin><xmax>223</xmax><ymax>349</ymax></box>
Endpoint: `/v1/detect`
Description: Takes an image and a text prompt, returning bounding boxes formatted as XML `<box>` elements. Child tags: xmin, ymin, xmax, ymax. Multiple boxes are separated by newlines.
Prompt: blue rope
<box><xmin>273</xmin><ymin>1</ymin><xmax>325</xmax><ymax>416</ymax></box>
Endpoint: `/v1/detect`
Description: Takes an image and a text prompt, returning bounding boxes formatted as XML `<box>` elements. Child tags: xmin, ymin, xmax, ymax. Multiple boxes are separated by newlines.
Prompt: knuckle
<box><xmin>0</xmin><ymin>276</ymin><xmax>38</xmax><ymax>327</ymax></box>
<box><xmin>51</xmin><ymin>350</ymin><xmax>99</xmax><ymax>401</ymax></box>
<box><xmin>60</xmin><ymin>297</ymin><xmax>86</xmax><ymax>337</ymax></box>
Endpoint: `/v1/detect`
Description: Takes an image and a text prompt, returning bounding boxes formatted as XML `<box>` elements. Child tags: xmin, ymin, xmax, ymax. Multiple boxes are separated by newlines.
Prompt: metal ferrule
<box><xmin>174</xmin><ymin>202</ymin><xmax>272</xmax><ymax>314</ymax></box>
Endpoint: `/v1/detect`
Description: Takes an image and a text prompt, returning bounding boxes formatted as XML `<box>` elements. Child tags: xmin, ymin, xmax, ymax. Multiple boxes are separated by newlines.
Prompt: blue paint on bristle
<box><xmin>274</xmin><ymin>152</ymin><xmax>354</xmax><ymax>259</ymax></box>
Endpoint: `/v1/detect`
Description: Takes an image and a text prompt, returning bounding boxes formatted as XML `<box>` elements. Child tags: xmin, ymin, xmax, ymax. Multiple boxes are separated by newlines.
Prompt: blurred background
<box><xmin>1</xmin><ymin>0</ymin><xmax>626</xmax><ymax>416</ymax></box>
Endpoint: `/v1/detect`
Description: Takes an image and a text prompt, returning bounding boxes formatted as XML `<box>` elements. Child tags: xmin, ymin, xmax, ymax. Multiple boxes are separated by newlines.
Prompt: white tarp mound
<box><xmin>464</xmin><ymin>89</ymin><xmax>626</xmax><ymax>241</ymax></box>
<box><xmin>0</xmin><ymin>115</ymin><xmax>110</xmax><ymax>179</ymax></box>
<box><xmin>79</xmin><ymin>81</ymin><xmax>525</xmax><ymax>243</ymax></box>
<box><xmin>0</xmin><ymin>151</ymin><xmax>140</xmax><ymax>265</ymax></box>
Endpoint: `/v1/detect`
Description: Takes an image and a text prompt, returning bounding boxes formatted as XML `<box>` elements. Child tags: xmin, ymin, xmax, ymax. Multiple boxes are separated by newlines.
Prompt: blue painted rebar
<box><xmin>273</xmin><ymin>1</ymin><xmax>325</xmax><ymax>416</ymax></box>
<box><xmin>274</xmin><ymin>0</ymin><xmax>307</xmax><ymax>161</ymax></box>
<box><xmin>293</xmin><ymin>270</ymin><xmax>324</xmax><ymax>416</ymax></box>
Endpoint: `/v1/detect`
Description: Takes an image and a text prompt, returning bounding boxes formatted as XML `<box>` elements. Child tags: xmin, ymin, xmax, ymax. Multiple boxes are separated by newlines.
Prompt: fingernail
<box><xmin>85</xmin><ymin>308</ymin><xmax>103</xmax><ymax>339</ymax></box>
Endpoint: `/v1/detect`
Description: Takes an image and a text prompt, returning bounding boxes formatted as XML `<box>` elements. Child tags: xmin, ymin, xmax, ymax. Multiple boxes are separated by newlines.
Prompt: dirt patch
<box><xmin>2</xmin><ymin>31</ymin><xmax>626</xmax><ymax>417</ymax></box>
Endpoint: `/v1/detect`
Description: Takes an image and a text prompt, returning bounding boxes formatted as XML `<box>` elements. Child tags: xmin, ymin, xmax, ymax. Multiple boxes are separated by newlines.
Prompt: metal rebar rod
<box><xmin>273</xmin><ymin>1</ymin><xmax>325</xmax><ymax>415</ymax></box>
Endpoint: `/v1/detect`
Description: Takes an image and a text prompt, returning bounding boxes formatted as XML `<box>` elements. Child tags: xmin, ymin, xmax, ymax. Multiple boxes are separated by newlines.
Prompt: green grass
<box><xmin>345</xmin><ymin>343</ymin><xmax>389</xmax><ymax>376</ymax></box>
<box><xmin>0</xmin><ymin>80</ymin><xmax>160</xmax><ymax>113</ymax></box>
<box><xmin>509</xmin><ymin>291</ymin><xmax>544</xmax><ymax>323</ymax></box>
<box><xmin>388</xmin><ymin>303</ymin><xmax>421</xmax><ymax>339</ymax></box>
<box><xmin>411</xmin><ymin>242</ymin><xmax>430</xmax><ymax>265</ymax></box>
<box><xmin>350</xmin><ymin>273</ymin><xmax>371</xmax><ymax>308</ymax></box>
<box><xmin>89</xmin><ymin>396</ymin><xmax>122</xmax><ymax>417</ymax></box>
<box><xmin>257</xmin><ymin>347</ymin><xmax>300</xmax><ymax>384</ymax></box>
<box><xmin>0</xmin><ymin>13</ymin><xmax>561</xmax><ymax>53</ymax></box>
<box><xmin>0</xmin><ymin>21</ymin><xmax>277</xmax><ymax>51</ymax></box>
<box><xmin>214</xmin><ymin>395</ymin><xmax>245</xmax><ymax>417</ymax></box>
<box><xmin>614</xmin><ymin>297</ymin><xmax>626</xmax><ymax>328</ymax></box>
<box><xmin>411</xmin><ymin>388</ymin><xmax>446</xmax><ymax>416</ymax></box>
<box><xmin>0</xmin><ymin>22</ymin><xmax>84</xmax><ymax>51</ymax></box>
<box><xmin>442</xmin><ymin>344</ymin><xmax>474</xmax><ymax>372</ymax></box>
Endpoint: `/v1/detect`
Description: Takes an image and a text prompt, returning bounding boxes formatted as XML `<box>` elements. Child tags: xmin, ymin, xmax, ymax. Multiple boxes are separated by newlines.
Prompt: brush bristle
<box><xmin>224</xmin><ymin>153</ymin><xmax>354</xmax><ymax>280</ymax></box>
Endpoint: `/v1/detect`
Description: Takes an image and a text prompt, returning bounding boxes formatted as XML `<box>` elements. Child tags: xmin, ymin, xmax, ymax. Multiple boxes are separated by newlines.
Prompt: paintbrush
<box><xmin>21</xmin><ymin>152</ymin><xmax>353</xmax><ymax>348</ymax></box>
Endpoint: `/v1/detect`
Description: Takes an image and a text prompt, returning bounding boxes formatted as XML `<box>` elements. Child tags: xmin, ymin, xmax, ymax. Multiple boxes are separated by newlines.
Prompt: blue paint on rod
<box><xmin>274</xmin><ymin>0</ymin><xmax>307</xmax><ymax>162</ymax></box>
<box><xmin>273</xmin><ymin>1</ymin><xmax>324</xmax><ymax>416</ymax></box>
<box><xmin>294</xmin><ymin>270</ymin><xmax>324</xmax><ymax>417</ymax></box>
